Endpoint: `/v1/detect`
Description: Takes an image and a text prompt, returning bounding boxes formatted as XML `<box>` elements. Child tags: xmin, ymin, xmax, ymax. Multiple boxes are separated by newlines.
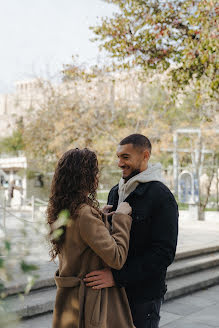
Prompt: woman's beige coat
<box><xmin>52</xmin><ymin>204</ymin><xmax>135</xmax><ymax>328</ymax></box>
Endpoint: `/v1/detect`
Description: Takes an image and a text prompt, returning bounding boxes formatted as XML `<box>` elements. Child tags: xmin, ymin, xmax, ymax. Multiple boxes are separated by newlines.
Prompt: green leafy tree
<box><xmin>0</xmin><ymin>119</ymin><xmax>24</xmax><ymax>155</ymax></box>
<box><xmin>90</xmin><ymin>0</ymin><xmax>218</xmax><ymax>99</ymax></box>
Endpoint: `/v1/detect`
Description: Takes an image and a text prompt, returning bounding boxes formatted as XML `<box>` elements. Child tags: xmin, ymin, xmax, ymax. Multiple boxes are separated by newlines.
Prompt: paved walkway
<box><xmin>176</xmin><ymin>210</ymin><xmax>219</xmax><ymax>255</ymax></box>
<box><xmin>160</xmin><ymin>284</ymin><xmax>219</xmax><ymax>327</ymax></box>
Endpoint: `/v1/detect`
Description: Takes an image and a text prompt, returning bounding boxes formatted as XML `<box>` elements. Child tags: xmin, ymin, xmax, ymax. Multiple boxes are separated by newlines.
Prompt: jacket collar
<box><xmin>114</xmin><ymin>182</ymin><xmax>151</xmax><ymax>197</ymax></box>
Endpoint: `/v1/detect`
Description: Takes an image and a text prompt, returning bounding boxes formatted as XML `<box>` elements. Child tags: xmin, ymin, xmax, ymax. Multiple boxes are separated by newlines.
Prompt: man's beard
<box><xmin>124</xmin><ymin>169</ymin><xmax>140</xmax><ymax>183</ymax></box>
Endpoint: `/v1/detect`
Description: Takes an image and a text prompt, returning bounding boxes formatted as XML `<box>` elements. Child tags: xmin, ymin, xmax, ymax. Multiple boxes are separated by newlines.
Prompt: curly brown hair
<box><xmin>47</xmin><ymin>148</ymin><xmax>100</xmax><ymax>260</ymax></box>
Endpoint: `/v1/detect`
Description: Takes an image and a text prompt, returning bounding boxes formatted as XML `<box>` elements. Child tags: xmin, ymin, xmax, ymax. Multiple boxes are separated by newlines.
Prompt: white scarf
<box><xmin>118</xmin><ymin>163</ymin><xmax>165</xmax><ymax>204</ymax></box>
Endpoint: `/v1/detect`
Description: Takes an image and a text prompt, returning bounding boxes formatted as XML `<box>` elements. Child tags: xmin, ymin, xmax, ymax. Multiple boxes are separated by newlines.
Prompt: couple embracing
<box><xmin>47</xmin><ymin>134</ymin><xmax>178</xmax><ymax>328</ymax></box>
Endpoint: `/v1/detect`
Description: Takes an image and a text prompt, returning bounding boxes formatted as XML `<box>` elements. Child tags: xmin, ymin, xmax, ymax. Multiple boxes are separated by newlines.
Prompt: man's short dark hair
<box><xmin>119</xmin><ymin>134</ymin><xmax>152</xmax><ymax>153</ymax></box>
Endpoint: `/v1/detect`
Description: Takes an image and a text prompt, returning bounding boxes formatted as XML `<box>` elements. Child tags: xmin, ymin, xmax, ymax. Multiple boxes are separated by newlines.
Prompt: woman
<box><xmin>47</xmin><ymin>148</ymin><xmax>135</xmax><ymax>328</ymax></box>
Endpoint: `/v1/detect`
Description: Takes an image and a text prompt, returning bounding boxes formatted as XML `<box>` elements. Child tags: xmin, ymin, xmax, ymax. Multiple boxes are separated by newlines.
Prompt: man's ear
<box><xmin>143</xmin><ymin>149</ymin><xmax>150</xmax><ymax>161</ymax></box>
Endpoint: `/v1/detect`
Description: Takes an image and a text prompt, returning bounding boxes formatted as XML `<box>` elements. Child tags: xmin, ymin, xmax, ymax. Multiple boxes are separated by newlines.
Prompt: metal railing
<box><xmin>0</xmin><ymin>195</ymin><xmax>48</xmax><ymax>231</ymax></box>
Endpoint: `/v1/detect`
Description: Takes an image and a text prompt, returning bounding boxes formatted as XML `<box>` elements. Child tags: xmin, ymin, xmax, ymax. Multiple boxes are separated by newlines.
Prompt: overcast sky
<box><xmin>0</xmin><ymin>0</ymin><xmax>117</xmax><ymax>93</ymax></box>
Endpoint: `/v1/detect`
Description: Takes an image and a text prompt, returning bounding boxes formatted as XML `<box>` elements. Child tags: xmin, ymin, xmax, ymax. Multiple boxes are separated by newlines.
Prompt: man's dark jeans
<box><xmin>129</xmin><ymin>298</ymin><xmax>162</xmax><ymax>328</ymax></box>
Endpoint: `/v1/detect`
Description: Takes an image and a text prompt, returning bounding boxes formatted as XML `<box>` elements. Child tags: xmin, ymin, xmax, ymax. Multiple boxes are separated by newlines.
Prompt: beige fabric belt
<box><xmin>55</xmin><ymin>270</ymin><xmax>85</xmax><ymax>328</ymax></box>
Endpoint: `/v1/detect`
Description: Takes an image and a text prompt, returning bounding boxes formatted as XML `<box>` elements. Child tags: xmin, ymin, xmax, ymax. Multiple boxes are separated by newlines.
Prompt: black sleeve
<box><xmin>112</xmin><ymin>194</ymin><xmax>178</xmax><ymax>287</ymax></box>
<box><xmin>107</xmin><ymin>188</ymin><xmax>115</xmax><ymax>226</ymax></box>
<box><xmin>107</xmin><ymin>188</ymin><xmax>114</xmax><ymax>206</ymax></box>
<box><xmin>107</xmin><ymin>186</ymin><xmax>118</xmax><ymax>212</ymax></box>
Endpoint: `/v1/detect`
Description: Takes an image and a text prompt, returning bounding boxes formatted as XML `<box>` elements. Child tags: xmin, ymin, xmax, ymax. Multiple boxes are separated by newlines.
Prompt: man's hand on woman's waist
<box><xmin>84</xmin><ymin>268</ymin><xmax>115</xmax><ymax>289</ymax></box>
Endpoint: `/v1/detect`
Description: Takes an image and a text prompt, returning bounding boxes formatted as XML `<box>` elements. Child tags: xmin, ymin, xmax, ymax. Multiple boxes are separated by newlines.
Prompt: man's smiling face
<box><xmin>116</xmin><ymin>143</ymin><xmax>150</xmax><ymax>181</ymax></box>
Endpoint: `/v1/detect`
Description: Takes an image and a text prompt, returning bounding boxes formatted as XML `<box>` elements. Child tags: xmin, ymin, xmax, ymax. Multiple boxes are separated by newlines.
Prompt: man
<box><xmin>84</xmin><ymin>134</ymin><xmax>178</xmax><ymax>328</ymax></box>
